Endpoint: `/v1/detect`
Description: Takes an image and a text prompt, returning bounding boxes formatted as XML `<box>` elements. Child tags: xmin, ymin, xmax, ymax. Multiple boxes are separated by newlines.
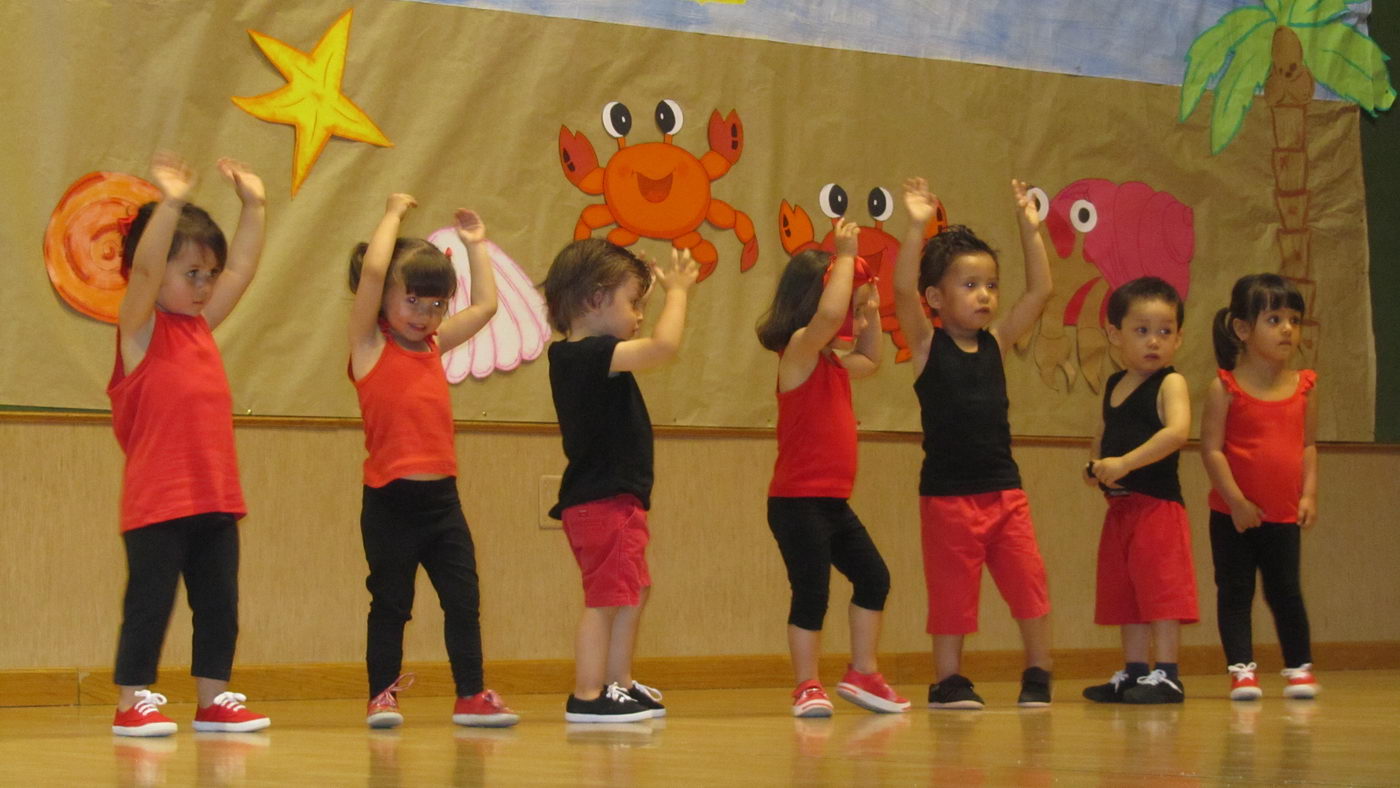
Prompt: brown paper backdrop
<box><xmin>0</xmin><ymin>0</ymin><xmax>1374</xmax><ymax>439</ymax></box>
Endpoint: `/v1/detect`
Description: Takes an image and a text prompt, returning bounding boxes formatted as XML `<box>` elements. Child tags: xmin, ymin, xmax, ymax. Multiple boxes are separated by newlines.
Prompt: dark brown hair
<box><xmin>1106</xmin><ymin>276</ymin><xmax>1184</xmax><ymax>328</ymax></box>
<box><xmin>347</xmin><ymin>237</ymin><xmax>456</xmax><ymax>299</ymax></box>
<box><xmin>917</xmin><ymin>225</ymin><xmax>997</xmax><ymax>312</ymax></box>
<box><xmin>1212</xmin><ymin>273</ymin><xmax>1305</xmax><ymax>370</ymax></box>
<box><xmin>542</xmin><ymin>238</ymin><xmax>651</xmax><ymax>334</ymax></box>
<box><xmin>119</xmin><ymin>200</ymin><xmax>227</xmax><ymax>281</ymax></box>
<box><xmin>755</xmin><ymin>249</ymin><xmax>829</xmax><ymax>352</ymax></box>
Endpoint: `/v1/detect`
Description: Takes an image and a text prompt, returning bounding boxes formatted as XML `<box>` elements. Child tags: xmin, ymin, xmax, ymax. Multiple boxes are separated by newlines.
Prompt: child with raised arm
<box><xmin>1201</xmin><ymin>273</ymin><xmax>1320</xmax><ymax>700</ymax></box>
<box><xmin>348</xmin><ymin>193</ymin><xmax>518</xmax><ymax>729</ymax></box>
<box><xmin>108</xmin><ymin>152</ymin><xmax>270</xmax><ymax>736</ymax></box>
<box><xmin>893</xmin><ymin>177</ymin><xmax>1054</xmax><ymax>709</ymax></box>
<box><xmin>542</xmin><ymin>239</ymin><xmax>699</xmax><ymax>723</ymax></box>
<box><xmin>1081</xmin><ymin>277</ymin><xmax>1197</xmax><ymax>705</ymax></box>
<box><xmin>756</xmin><ymin>219</ymin><xmax>907</xmax><ymax>718</ymax></box>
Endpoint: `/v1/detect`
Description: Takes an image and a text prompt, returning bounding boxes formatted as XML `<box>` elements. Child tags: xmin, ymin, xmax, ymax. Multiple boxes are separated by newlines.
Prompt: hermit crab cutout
<box><xmin>1019</xmin><ymin>179</ymin><xmax>1194</xmax><ymax>393</ymax></box>
<box><xmin>779</xmin><ymin>184</ymin><xmax>947</xmax><ymax>362</ymax></box>
<box><xmin>43</xmin><ymin>172</ymin><xmax>161</xmax><ymax>323</ymax></box>
<box><xmin>558</xmin><ymin>99</ymin><xmax>758</xmax><ymax>281</ymax></box>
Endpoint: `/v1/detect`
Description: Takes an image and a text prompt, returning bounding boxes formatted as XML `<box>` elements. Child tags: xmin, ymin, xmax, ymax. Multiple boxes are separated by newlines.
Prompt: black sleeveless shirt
<box><xmin>1099</xmin><ymin>366</ymin><xmax>1181</xmax><ymax>503</ymax></box>
<box><xmin>914</xmin><ymin>329</ymin><xmax>1021</xmax><ymax>496</ymax></box>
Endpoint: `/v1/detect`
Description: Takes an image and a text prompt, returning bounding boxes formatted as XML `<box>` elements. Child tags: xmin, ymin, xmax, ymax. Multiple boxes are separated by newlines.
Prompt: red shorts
<box><xmin>1095</xmin><ymin>493</ymin><xmax>1198</xmax><ymax>625</ymax></box>
<box><xmin>561</xmin><ymin>494</ymin><xmax>652</xmax><ymax>608</ymax></box>
<box><xmin>920</xmin><ymin>489</ymin><xmax>1050</xmax><ymax>635</ymax></box>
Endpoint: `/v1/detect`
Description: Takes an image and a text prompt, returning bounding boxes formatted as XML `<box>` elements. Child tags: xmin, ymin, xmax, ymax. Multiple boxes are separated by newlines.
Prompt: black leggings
<box><xmin>361</xmin><ymin>478</ymin><xmax>483</xmax><ymax>698</ymax></box>
<box><xmin>1208</xmin><ymin>510</ymin><xmax>1312</xmax><ymax>668</ymax></box>
<box><xmin>114</xmin><ymin>513</ymin><xmax>240</xmax><ymax>687</ymax></box>
<box><xmin>767</xmin><ymin>497</ymin><xmax>890</xmax><ymax>631</ymax></box>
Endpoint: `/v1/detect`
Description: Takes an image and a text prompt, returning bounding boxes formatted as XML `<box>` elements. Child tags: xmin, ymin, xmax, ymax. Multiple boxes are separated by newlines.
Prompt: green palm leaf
<box><xmin>1285</xmin><ymin>0</ymin><xmax>1350</xmax><ymax>27</ymax></box>
<box><xmin>1209</xmin><ymin>22</ymin><xmax>1277</xmax><ymax>153</ymax></box>
<box><xmin>1180</xmin><ymin>6</ymin><xmax>1275</xmax><ymax>122</ymax></box>
<box><xmin>1295</xmin><ymin>22</ymin><xmax>1397</xmax><ymax>113</ymax></box>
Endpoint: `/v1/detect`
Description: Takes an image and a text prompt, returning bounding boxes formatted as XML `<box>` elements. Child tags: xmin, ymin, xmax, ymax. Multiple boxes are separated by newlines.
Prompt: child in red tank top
<box><xmin>756</xmin><ymin>219</ymin><xmax>907</xmax><ymax>717</ymax></box>
<box><xmin>108</xmin><ymin>152</ymin><xmax>270</xmax><ymax>737</ymax></box>
<box><xmin>1202</xmin><ymin>273</ymin><xmax>1320</xmax><ymax>700</ymax></box>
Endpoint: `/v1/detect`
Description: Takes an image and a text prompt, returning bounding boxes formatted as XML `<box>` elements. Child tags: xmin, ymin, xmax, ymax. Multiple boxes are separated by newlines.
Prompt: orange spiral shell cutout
<box><xmin>44</xmin><ymin>172</ymin><xmax>161</xmax><ymax>323</ymax></box>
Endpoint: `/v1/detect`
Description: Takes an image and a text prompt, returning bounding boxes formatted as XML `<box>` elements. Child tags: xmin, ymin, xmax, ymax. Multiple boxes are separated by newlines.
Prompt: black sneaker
<box><xmin>1122</xmin><ymin>670</ymin><xmax>1185</xmax><ymax>704</ymax></box>
<box><xmin>1082</xmin><ymin>670</ymin><xmax>1131</xmax><ymax>703</ymax></box>
<box><xmin>1017</xmin><ymin>667</ymin><xmax>1052</xmax><ymax>707</ymax></box>
<box><xmin>564</xmin><ymin>683</ymin><xmax>652</xmax><ymax>723</ymax></box>
<box><xmin>927</xmin><ymin>674</ymin><xmax>985</xmax><ymax>710</ymax></box>
<box><xmin>625</xmin><ymin>681</ymin><xmax>666</xmax><ymax>718</ymax></box>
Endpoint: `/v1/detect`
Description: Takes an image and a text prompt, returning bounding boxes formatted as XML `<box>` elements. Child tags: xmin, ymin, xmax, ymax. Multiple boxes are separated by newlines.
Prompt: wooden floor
<box><xmin>4</xmin><ymin>671</ymin><xmax>1399</xmax><ymax>786</ymax></box>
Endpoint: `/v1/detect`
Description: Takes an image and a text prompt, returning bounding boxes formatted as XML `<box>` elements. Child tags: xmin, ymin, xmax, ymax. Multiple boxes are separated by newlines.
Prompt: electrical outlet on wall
<box><xmin>538</xmin><ymin>474</ymin><xmax>562</xmax><ymax>530</ymax></box>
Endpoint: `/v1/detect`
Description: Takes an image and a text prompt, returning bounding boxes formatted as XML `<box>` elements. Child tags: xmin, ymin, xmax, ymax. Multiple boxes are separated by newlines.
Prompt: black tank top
<box><xmin>914</xmin><ymin>329</ymin><xmax>1021</xmax><ymax>496</ymax></box>
<box><xmin>1099</xmin><ymin>366</ymin><xmax>1182</xmax><ymax>503</ymax></box>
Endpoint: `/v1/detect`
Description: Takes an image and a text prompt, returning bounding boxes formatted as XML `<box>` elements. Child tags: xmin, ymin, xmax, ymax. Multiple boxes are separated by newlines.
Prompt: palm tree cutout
<box><xmin>1179</xmin><ymin>0</ymin><xmax>1394</xmax><ymax>365</ymax></box>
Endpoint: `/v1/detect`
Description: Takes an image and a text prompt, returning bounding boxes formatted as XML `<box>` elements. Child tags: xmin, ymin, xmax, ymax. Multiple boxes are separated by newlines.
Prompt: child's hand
<box><xmin>1083</xmin><ymin>461</ymin><xmax>1101</xmax><ymax>488</ymax></box>
<box><xmin>150</xmin><ymin>151</ymin><xmax>196</xmax><ymax>203</ymax></box>
<box><xmin>386</xmin><ymin>193</ymin><xmax>417</xmax><ymax>218</ymax></box>
<box><xmin>902</xmin><ymin>177</ymin><xmax>938</xmax><ymax>223</ymax></box>
<box><xmin>1092</xmin><ymin>456</ymin><xmax>1129</xmax><ymax>488</ymax></box>
<box><xmin>860</xmin><ymin>279</ymin><xmax>880</xmax><ymax>315</ymax></box>
<box><xmin>1297</xmin><ymin>495</ymin><xmax>1317</xmax><ymax>528</ymax></box>
<box><xmin>833</xmin><ymin>217</ymin><xmax>860</xmax><ymax>257</ymax></box>
<box><xmin>1229</xmin><ymin>499</ymin><xmax>1264</xmax><ymax>532</ymax></box>
<box><xmin>455</xmin><ymin>209</ymin><xmax>487</xmax><ymax>245</ymax></box>
<box><xmin>218</xmin><ymin>158</ymin><xmax>265</xmax><ymax>206</ymax></box>
<box><xmin>1012</xmin><ymin>179</ymin><xmax>1041</xmax><ymax>231</ymax></box>
<box><xmin>654</xmin><ymin>248</ymin><xmax>700</xmax><ymax>293</ymax></box>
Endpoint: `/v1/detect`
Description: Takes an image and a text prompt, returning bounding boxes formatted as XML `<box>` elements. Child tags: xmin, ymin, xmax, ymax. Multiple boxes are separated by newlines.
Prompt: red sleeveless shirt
<box><xmin>351</xmin><ymin>331</ymin><xmax>457</xmax><ymax>487</ymax></box>
<box><xmin>1208</xmin><ymin>368</ymin><xmax>1315</xmax><ymax>523</ymax></box>
<box><xmin>769</xmin><ymin>351</ymin><xmax>857</xmax><ymax>498</ymax></box>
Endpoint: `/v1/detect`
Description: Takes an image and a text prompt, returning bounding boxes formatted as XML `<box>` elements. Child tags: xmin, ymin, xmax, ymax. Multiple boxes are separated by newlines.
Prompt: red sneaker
<box><xmin>836</xmin><ymin>665</ymin><xmax>911</xmax><ymax>713</ymax></box>
<box><xmin>1281</xmin><ymin>663</ymin><xmax>1320</xmax><ymax>699</ymax></box>
<box><xmin>112</xmin><ymin>690</ymin><xmax>177</xmax><ymax>737</ymax></box>
<box><xmin>452</xmin><ymin>689</ymin><xmax>520</xmax><ymax>728</ymax></box>
<box><xmin>1228</xmin><ymin>662</ymin><xmax>1262</xmax><ymax>700</ymax></box>
<box><xmin>367</xmin><ymin>673</ymin><xmax>414</xmax><ymax>728</ymax></box>
<box><xmin>791</xmin><ymin>679</ymin><xmax>834</xmax><ymax>718</ymax></box>
<box><xmin>193</xmin><ymin>692</ymin><xmax>270</xmax><ymax>732</ymax></box>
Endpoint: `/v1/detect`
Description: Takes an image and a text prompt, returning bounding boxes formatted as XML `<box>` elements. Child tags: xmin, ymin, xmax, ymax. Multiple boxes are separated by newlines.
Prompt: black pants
<box><xmin>1209</xmin><ymin>510</ymin><xmax>1312</xmax><ymax>667</ymax></box>
<box><xmin>114</xmin><ymin>513</ymin><xmax>240</xmax><ymax>686</ymax></box>
<box><xmin>767</xmin><ymin>497</ymin><xmax>890</xmax><ymax>631</ymax></box>
<box><xmin>361</xmin><ymin>478</ymin><xmax>483</xmax><ymax>698</ymax></box>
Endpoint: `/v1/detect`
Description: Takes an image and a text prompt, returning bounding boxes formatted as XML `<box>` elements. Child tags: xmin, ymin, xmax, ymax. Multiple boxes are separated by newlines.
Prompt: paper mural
<box><xmin>43</xmin><ymin>172</ymin><xmax>161</xmax><ymax>323</ymax></box>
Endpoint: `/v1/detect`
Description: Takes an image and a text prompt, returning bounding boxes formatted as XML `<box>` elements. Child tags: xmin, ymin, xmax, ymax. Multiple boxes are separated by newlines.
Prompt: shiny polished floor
<box><xmin>3</xmin><ymin>671</ymin><xmax>1399</xmax><ymax>786</ymax></box>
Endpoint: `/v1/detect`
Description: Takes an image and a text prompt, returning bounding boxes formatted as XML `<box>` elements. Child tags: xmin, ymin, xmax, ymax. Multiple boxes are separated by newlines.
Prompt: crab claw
<box><xmin>708</xmin><ymin>110</ymin><xmax>743</xmax><ymax>165</ymax></box>
<box><xmin>558</xmin><ymin>126</ymin><xmax>602</xmax><ymax>193</ymax></box>
<box><xmin>778</xmin><ymin>200</ymin><xmax>818</xmax><ymax>256</ymax></box>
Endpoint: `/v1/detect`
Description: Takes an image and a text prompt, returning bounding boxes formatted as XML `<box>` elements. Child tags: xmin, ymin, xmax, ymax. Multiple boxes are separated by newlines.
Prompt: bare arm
<box><xmin>118</xmin><ymin>152</ymin><xmax>196</xmax><ymax>371</ymax></box>
<box><xmin>1297</xmin><ymin>380</ymin><xmax>1319</xmax><ymax>528</ymax></box>
<box><xmin>349</xmin><ymin>194</ymin><xmax>415</xmax><ymax>377</ymax></box>
<box><xmin>202</xmin><ymin>159</ymin><xmax>266</xmax><ymax>331</ymax></box>
<box><xmin>436</xmin><ymin>209</ymin><xmax>499</xmax><ymax>352</ymax></box>
<box><xmin>610</xmin><ymin>249</ymin><xmax>700</xmax><ymax>373</ymax></box>
<box><xmin>1200</xmin><ymin>376</ymin><xmax>1262</xmax><ymax>531</ymax></box>
<box><xmin>1092</xmin><ymin>372</ymin><xmax>1190</xmax><ymax>486</ymax></box>
<box><xmin>781</xmin><ymin>219</ymin><xmax>860</xmax><ymax>389</ymax></box>
<box><xmin>841</xmin><ymin>281</ymin><xmax>882</xmax><ymax>380</ymax></box>
<box><xmin>992</xmin><ymin>179</ymin><xmax>1052</xmax><ymax>359</ymax></box>
<box><xmin>894</xmin><ymin>177</ymin><xmax>937</xmax><ymax>372</ymax></box>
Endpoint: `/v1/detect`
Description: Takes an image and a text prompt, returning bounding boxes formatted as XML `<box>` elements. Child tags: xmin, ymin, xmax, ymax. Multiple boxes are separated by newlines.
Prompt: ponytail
<box><xmin>1214</xmin><ymin>273</ymin><xmax>1306</xmax><ymax>369</ymax></box>
<box><xmin>1212</xmin><ymin>307</ymin><xmax>1241</xmax><ymax>370</ymax></box>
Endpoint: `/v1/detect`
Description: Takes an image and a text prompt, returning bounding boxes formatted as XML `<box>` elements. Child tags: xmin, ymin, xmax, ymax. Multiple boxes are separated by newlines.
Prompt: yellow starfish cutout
<box><xmin>232</xmin><ymin>9</ymin><xmax>391</xmax><ymax>195</ymax></box>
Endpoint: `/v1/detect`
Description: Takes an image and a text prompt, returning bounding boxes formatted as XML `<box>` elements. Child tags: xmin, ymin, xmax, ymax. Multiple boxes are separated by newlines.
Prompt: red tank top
<box><xmin>769</xmin><ymin>351</ymin><xmax>857</xmax><ymax>498</ymax></box>
<box><xmin>108</xmin><ymin>312</ymin><xmax>246</xmax><ymax>532</ymax></box>
<box><xmin>352</xmin><ymin>330</ymin><xmax>457</xmax><ymax>487</ymax></box>
<box><xmin>1208</xmin><ymin>368</ymin><xmax>1315</xmax><ymax>522</ymax></box>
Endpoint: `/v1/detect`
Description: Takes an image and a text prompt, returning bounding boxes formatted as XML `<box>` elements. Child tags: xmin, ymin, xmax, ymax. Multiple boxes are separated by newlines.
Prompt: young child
<box><xmin>108</xmin><ymin>152</ymin><xmax>270</xmax><ymax>736</ymax></box>
<box><xmin>756</xmin><ymin>219</ymin><xmax>908</xmax><ymax>718</ymax></box>
<box><xmin>893</xmin><ymin>177</ymin><xmax>1054</xmax><ymax>709</ymax></box>
<box><xmin>542</xmin><ymin>239</ymin><xmax>699</xmax><ymax>723</ymax></box>
<box><xmin>1201</xmin><ymin>273</ymin><xmax>1320</xmax><ymax>700</ymax></box>
<box><xmin>1081</xmin><ymin>277</ymin><xmax>1197</xmax><ymax>704</ymax></box>
<box><xmin>348</xmin><ymin>193</ymin><xmax>518</xmax><ymax>728</ymax></box>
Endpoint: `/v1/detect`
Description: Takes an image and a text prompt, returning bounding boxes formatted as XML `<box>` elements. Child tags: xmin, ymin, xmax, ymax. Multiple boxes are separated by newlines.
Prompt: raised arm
<box><xmin>436</xmin><ymin>209</ymin><xmax>499</xmax><ymax>352</ymax></box>
<box><xmin>119</xmin><ymin>152</ymin><xmax>196</xmax><ymax>342</ymax></box>
<box><xmin>202</xmin><ymin>159</ymin><xmax>266</xmax><ymax>330</ymax></box>
<box><xmin>992</xmin><ymin>179</ymin><xmax>1052</xmax><ymax>359</ymax></box>
<box><xmin>610</xmin><ymin>248</ymin><xmax>700</xmax><ymax>373</ymax></box>
<box><xmin>782</xmin><ymin>219</ymin><xmax>861</xmax><ymax>386</ymax></box>
<box><xmin>894</xmin><ymin>177</ymin><xmax>937</xmax><ymax>371</ymax></box>
<box><xmin>841</xmin><ymin>279</ymin><xmax>883</xmax><ymax>380</ymax></box>
<box><xmin>349</xmin><ymin>194</ymin><xmax>415</xmax><ymax>369</ymax></box>
<box><xmin>1200</xmin><ymin>376</ymin><xmax>1262</xmax><ymax>532</ymax></box>
<box><xmin>1297</xmin><ymin>380</ymin><xmax>1319</xmax><ymax>528</ymax></box>
<box><xmin>1092</xmin><ymin>372</ymin><xmax>1191</xmax><ymax>487</ymax></box>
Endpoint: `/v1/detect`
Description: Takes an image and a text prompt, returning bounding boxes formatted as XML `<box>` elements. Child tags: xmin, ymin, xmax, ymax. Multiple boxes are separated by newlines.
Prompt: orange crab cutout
<box><xmin>779</xmin><ymin>183</ymin><xmax>946</xmax><ymax>362</ymax></box>
<box><xmin>558</xmin><ymin>99</ymin><xmax>758</xmax><ymax>281</ymax></box>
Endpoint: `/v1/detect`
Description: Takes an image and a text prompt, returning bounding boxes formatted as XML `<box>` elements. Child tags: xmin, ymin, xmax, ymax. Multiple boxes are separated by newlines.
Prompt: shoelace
<box><xmin>1281</xmin><ymin>663</ymin><xmax>1314</xmax><ymax>680</ymax></box>
<box><xmin>1228</xmin><ymin>662</ymin><xmax>1258</xmax><ymax>681</ymax></box>
<box><xmin>371</xmin><ymin>673</ymin><xmax>416</xmax><ymax>707</ymax></box>
<box><xmin>1136</xmin><ymin>669</ymin><xmax>1181</xmax><ymax>690</ymax></box>
<box><xmin>602</xmin><ymin>682</ymin><xmax>634</xmax><ymax>704</ymax></box>
<box><xmin>132</xmin><ymin>690</ymin><xmax>168</xmax><ymax>715</ymax></box>
<box><xmin>632</xmin><ymin>681</ymin><xmax>663</xmax><ymax>702</ymax></box>
<box><xmin>476</xmin><ymin>689</ymin><xmax>506</xmax><ymax>709</ymax></box>
<box><xmin>1108</xmin><ymin>670</ymin><xmax>1128</xmax><ymax>689</ymax></box>
<box><xmin>209</xmin><ymin>691</ymin><xmax>249</xmax><ymax>710</ymax></box>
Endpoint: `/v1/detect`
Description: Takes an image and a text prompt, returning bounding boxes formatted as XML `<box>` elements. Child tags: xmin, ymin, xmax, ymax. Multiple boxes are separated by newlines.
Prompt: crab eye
<box><xmin>601</xmin><ymin>101</ymin><xmax>632</xmax><ymax>139</ymax></box>
<box><xmin>1070</xmin><ymin>199</ymin><xmax>1098</xmax><ymax>233</ymax></box>
<box><xmin>1027</xmin><ymin>186</ymin><xmax>1050</xmax><ymax>222</ymax></box>
<box><xmin>868</xmin><ymin>187</ymin><xmax>894</xmax><ymax>221</ymax></box>
<box><xmin>818</xmin><ymin>183</ymin><xmax>848</xmax><ymax>219</ymax></box>
<box><xmin>655</xmin><ymin>99</ymin><xmax>684</xmax><ymax>135</ymax></box>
